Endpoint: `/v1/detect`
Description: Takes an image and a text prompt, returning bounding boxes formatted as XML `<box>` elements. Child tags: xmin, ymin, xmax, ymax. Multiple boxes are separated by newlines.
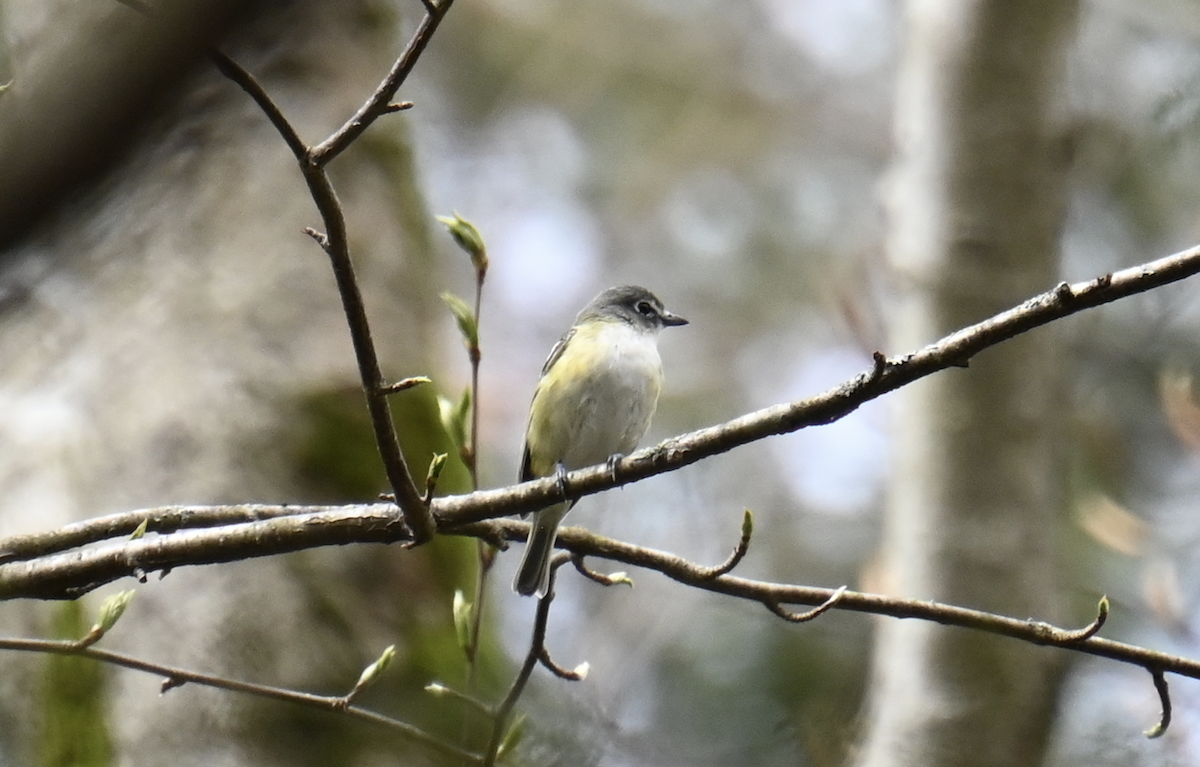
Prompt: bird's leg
<box><xmin>554</xmin><ymin>462</ymin><xmax>571</xmax><ymax>502</ymax></box>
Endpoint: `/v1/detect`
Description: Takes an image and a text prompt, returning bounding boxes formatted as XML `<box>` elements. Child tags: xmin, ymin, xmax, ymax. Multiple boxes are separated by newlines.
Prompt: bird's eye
<box><xmin>635</xmin><ymin>300</ymin><xmax>657</xmax><ymax>318</ymax></box>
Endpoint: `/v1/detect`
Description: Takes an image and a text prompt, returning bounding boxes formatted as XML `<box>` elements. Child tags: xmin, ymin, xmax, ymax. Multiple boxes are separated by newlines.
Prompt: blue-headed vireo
<box><xmin>513</xmin><ymin>285</ymin><xmax>687</xmax><ymax>597</ymax></box>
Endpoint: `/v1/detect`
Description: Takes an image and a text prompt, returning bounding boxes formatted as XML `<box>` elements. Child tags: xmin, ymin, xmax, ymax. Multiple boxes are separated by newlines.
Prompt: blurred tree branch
<box><xmin>0</xmin><ymin>626</ymin><xmax>483</xmax><ymax>763</ymax></box>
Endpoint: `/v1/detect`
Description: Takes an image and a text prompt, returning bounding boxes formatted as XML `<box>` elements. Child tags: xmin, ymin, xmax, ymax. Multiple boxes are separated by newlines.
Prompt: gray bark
<box><xmin>856</xmin><ymin>2</ymin><xmax>1079</xmax><ymax>766</ymax></box>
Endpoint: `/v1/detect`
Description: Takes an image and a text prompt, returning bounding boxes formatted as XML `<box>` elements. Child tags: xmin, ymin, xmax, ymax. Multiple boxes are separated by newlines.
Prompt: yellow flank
<box><xmin>523</xmin><ymin>318</ymin><xmax>663</xmax><ymax>479</ymax></box>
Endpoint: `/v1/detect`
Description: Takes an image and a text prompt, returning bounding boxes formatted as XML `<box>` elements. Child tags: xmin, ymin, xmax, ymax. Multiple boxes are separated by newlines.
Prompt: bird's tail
<box><xmin>513</xmin><ymin>503</ymin><xmax>570</xmax><ymax>598</ymax></box>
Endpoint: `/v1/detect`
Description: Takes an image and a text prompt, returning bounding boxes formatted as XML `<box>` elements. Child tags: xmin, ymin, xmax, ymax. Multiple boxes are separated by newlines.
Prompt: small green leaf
<box><xmin>42</xmin><ymin>601</ymin><xmax>112</xmax><ymax>764</ymax></box>
<box><xmin>130</xmin><ymin>519</ymin><xmax>149</xmax><ymax>540</ymax></box>
<box><xmin>91</xmin><ymin>590</ymin><xmax>135</xmax><ymax>637</ymax></box>
<box><xmin>496</xmin><ymin>713</ymin><xmax>526</xmax><ymax>760</ymax></box>
<box><xmin>452</xmin><ymin>589</ymin><xmax>473</xmax><ymax>656</ymax></box>
<box><xmin>425</xmin><ymin>452</ymin><xmax>448</xmax><ymax>498</ymax></box>
<box><xmin>438</xmin><ymin>392</ymin><xmax>469</xmax><ymax>453</ymax></box>
<box><xmin>440</xmin><ymin>291</ymin><xmax>479</xmax><ymax>350</ymax></box>
<box><xmin>354</xmin><ymin>644</ymin><xmax>396</xmax><ymax>691</ymax></box>
<box><xmin>436</xmin><ymin>213</ymin><xmax>488</xmax><ymax>275</ymax></box>
<box><xmin>456</xmin><ymin>386</ymin><xmax>471</xmax><ymax>428</ymax></box>
<box><xmin>426</xmin><ymin>453</ymin><xmax>448</xmax><ymax>485</ymax></box>
<box><xmin>741</xmin><ymin>509</ymin><xmax>754</xmax><ymax>539</ymax></box>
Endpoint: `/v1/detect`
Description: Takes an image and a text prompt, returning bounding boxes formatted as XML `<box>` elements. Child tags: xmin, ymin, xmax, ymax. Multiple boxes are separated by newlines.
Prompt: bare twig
<box><xmin>0</xmin><ymin>506</ymin><xmax>408</xmax><ymax>599</ymax></box>
<box><xmin>2</xmin><ymin>510</ymin><xmax>1188</xmax><ymax>683</ymax></box>
<box><xmin>570</xmin><ymin>554</ymin><xmax>632</xmax><ymax>587</ymax></box>
<box><xmin>0</xmin><ymin>504</ymin><xmax>343</xmax><ymax>563</ymax></box>
<box><xmin>0</xmin><ymin>635</ymin><xmax>481</xmax><ymax>762</ymax></box>
<box><xmin>765</xmin><ymin>585</ymin><xmax>847</xmax><ymax>623</ymax></box>
<box><xmin>484</xmin><ymin>565</ymin><xmax>562</xmax><ymax>767</ymax></box>
<box><xmin>1145</xmin><ymin>669</ymin><xmax>1171</xmax><ymax>739</ymax></box>
<box><xmin>690</xmin><ymin>509</ymin><xmax>753</xmax><ymax>580</ymax></box>
<box><xmin>1028</xmin><ymin>595</ymin><xmax>1109</xmax><ymax>643</ymax></box>
<box><xmin>298</xmin><ymin>151</ymin><xmax>434</xmax><ymax>540</ymax></box>
<box><xmin>310</xmin><ymin>0</ymin><xmax>455</xmax><ymax>165</ymax></box>
<box><xmin>200</xmin><ymin>2</ymin><xmax>460</xmax><ymax>542</ymax></box>
<box><xmin>9</xmin><ymin>250</ymin><xmax>1200</xmax><ymax>566</ymax></box>
<box><xmin>1</xmin><ymin>514</ymin><xmax>1196</xmax><ymax>735</ymax></box>
<box><xmin>207</xmin><ymin>51</ymin><xmax>307</xmax><ymax>159</ymax></box>
<box><xmin>537</xmin><ymin>645</ymin><xmax>587</xmax><ymax>681</ymax></box>
<box><xmin>434</xmin><ymin>245</ymin><xmax>1200</xmax><ymax>527</ymax></box>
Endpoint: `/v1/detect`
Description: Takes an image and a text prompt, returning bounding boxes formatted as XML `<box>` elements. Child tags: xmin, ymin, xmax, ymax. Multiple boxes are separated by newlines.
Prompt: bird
<box><xmin>513</xmin><ymin>285</ymin><xmax>687</xmax><ymax>597</ymax></box>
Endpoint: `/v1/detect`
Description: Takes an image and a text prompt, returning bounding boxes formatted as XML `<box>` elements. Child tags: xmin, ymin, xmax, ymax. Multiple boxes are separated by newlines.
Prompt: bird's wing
<box><xmin>519</xmin><ymin>326</ymin><xmax>577</xmax><ymax>483</ymax></box>
<box><xmin>519</xmin><ymin>441</ymin><xmax>535</xmax><ymax>483</ymax></box>
<box><xmin>540</xmin><ymin>326</ymin><xmax>576</xmax><ymax>376</ymax></box>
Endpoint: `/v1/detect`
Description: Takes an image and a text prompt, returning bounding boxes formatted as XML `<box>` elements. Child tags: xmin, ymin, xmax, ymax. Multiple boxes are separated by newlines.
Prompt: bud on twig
<box><xmin>436</xmin><ymin>212</ymin><xmax>488</xmax><ymax>277</ymax></box>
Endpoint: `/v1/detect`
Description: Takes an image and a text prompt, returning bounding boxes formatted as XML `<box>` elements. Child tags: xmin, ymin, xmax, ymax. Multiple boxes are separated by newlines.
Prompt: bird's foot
<box><xmin>554</xmin><ymin>462</ymin><xmax>571</xmax><ymax>502</ymax></box>
<box><xmin>606</xmin><ymin>453</ymin><xmax>625</xmax><ymax>483</ymax></box>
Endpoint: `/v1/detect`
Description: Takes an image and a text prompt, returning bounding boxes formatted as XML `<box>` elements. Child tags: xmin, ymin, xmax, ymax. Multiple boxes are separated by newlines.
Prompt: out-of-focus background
<box><xmin>1</xmin><ymin>0</ymin><xmax>1200</xmax><ymax>765</ymax></box>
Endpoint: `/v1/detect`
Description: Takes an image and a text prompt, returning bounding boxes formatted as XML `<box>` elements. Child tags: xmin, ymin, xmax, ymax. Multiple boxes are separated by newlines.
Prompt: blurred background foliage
<box><xmin>1</xmin><ymin>0</ymin><xmax>1200</xmax><ymax>765</ymax></box>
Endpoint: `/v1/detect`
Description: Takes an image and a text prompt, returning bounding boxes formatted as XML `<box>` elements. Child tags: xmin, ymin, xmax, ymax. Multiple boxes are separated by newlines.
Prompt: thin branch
<box><xmin>497</xmin><ymin>523</ymin><xmax>1200</xmax><ymax>693</ymax></box>
<box><xmin>207</xmin><ymin>50</ymin><xmax>307</xmax><ymax>160</ymax></box>
<box><xmin>310</xmin><ymin>0</ymin><xmax>455</xmax><ymax>165</ymax></box>
<box><xmin>1028</xmin><ymin>595</ymin><xmax>1109</xmax><ymax>643</ymax></box>
<box><xmin>10</xmin><ymin>248</ymin><xmax>1200</xmax><ymax>581</ymax></box>
<box><xmin>530</xmin><ymin>556</ymin><xmax>586</xmax><ymax>681</ymax></box>
<box><xmin>690</xmin><ymin>509</ymin><xmax>753</xmax><ymax>580</ymax></box>
<box><xmin>424</xmin><ymin>681</ymin><xmax>494</xmax><ymax>717</ymax></box>
<box><xmin>120</xmin><ymin>0</ymin><xmax>446</xmax><ymax>542</ymax></box>
<box><xmin>537</xmin><ymin>645</ymin><xmax>586</xmax><ymax>681</ymax></box>
<box><xmin>1145</xmin><ymin>669</ymin><xmax>1171</xmax><ymax>739</ymax></box>
<box><xmin>2</xmin><ymin>517</ymin><xmax>1197</xmax><ymax>735</ymax></box>
<box><xmin>197</xmin><ymin>7</ymin><xmax>452</xmax><ymax>541</ymax></box>
<box><xmin>0</xmin><ymin>504</ymin><xmax>341</xmax><ymax>563</ymax></box>
<box><xmin>570</xmin><ymin>554</ymin><xmax>632</xmax><ymax>588</ymax></box>
<box><xmin>297</xmin><ymin>147</ymin><xmax>434</xmax><ymax>541</ymax></box>
<box><xmin>0</xmin><ymin>506</ymin><xmax>407</xmax><ymax>599</ymax></box>
<box><xmin>765</xmin><ymin>585</ymin><xmax>847</xmax><ymax>623</ymax></box>
<box><xmin>0</xmin><ymin>635</ymin><xmax>481</xmax><ymax>763</ymax></box>
<box><xmin>435</xmin><ymin>245</ymin><xmax>1200</xmax><ymax>526</ymax></box>
<box><xmin>7</xmin><ymin>510</ymin><xmax>1194</xmax><ymax>687</ymax></box>
<box><xmin>484</xmin><ymin>567</ymin><xmax>561</xmax><ymax>767</ymax></box>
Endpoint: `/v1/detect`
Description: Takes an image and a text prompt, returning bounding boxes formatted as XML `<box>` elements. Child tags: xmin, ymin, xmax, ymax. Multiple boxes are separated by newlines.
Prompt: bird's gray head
<box><xmin>576</xmin><ymin>285</ymin><xmax>688</xmax><ymax>332</ymax></box>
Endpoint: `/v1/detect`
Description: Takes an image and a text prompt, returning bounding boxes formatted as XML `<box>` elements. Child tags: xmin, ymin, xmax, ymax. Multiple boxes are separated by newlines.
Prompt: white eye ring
<box><xmin>635</xmin><ymin>300</ymin><xmax>657</xmax><ymax>318</ymax></box>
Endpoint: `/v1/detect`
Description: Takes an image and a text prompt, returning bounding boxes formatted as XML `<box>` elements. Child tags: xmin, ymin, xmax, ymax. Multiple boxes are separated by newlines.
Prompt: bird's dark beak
<box><xmin>661</xmin><ymin>310</ymin><xmax>688</xmax><ymax>327</ymax></box>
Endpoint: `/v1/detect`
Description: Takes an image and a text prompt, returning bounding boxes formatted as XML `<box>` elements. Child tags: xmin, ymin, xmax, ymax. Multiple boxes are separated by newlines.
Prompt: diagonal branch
<box><xmin>436</xmin><ymin>243</ymin><xmax>1200</xmax><ymax>525</ymax></box>
<box><xmin>115</xmin><ymin>0</ymin><xmax>449</xmax><ymax>541</ymax></box>
<box><xmin>0</xmin><ymin>635</ymin><xmax>480</xmax><ymax>762</ymax></box>
<box><xmin>4</xmin><ymin>511</ymin><xmax>1198</xmax><ymax>735</ymax></box>
<box><xmin>196</xmin><ymin>5</ymin><xmax>458</xmax><ymax>542</ymax></box>
<box><xmin>7</xmin><ymin>246</ymin><xmax>1200</xmax><ymax>581</ymax></box>
<box><xmin>310</xmin><ymin>0</ymin><xmax>455</xmax><ymax>165</ymax></box>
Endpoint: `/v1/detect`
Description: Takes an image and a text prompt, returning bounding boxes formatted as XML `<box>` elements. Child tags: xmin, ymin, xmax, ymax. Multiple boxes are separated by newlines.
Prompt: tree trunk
<box><xmin>856</xmin><ymin>2</ymin><xmax>1078</xmax><ymax>766</ymax></box>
